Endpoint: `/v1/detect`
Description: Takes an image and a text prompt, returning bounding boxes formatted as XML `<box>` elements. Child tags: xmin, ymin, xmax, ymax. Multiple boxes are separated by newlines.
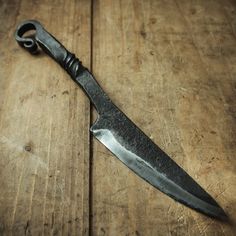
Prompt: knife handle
<box><xmin>15</xmin><ymin>20</ymin><xmax>86</xmax><ymax>78</ymax></box>
<box><xmin>15</xmin><ymin>20</ymin><xmax>113</xmax><ymax>114</ymax></box>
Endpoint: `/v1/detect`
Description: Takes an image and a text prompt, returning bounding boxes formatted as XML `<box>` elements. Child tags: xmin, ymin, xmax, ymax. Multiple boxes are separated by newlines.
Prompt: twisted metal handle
<box><xmin>15</xmin><ymin>20</ymin><xmax>85</xmax><ymax>78</ymax></box>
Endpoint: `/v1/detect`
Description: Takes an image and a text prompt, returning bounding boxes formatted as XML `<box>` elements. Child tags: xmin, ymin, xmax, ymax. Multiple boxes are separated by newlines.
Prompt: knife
<box><xmin>15</xmin><ymin>20</ymin><xmax>227</xmax><ymax>220</ymax></box>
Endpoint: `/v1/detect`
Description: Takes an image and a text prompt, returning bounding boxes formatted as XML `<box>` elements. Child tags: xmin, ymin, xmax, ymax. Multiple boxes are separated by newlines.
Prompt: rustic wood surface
<box><xmin>91</xmin><ymin>0</ymin><xmax>236</xmax><ymax>235</ymax></box>
<box><xmin>0</xmin><ymin>0</ymin><xmax>236</xmax><ymax>235</ymax></box>
<box><xmin>0</xmin><ymin>0</ymin><xmax>91</xmax><ymax>235</ymax></box>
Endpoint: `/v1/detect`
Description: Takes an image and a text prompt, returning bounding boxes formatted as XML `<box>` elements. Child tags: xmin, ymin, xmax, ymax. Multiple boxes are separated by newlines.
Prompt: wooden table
<box><xmin>0</xmin><ymin>0</ymin><xmax>236</xmax><ymax>235</ymax></box>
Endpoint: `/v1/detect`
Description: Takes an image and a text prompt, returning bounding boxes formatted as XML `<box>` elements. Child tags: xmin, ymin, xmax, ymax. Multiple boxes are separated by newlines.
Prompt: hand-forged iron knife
<box><xmin>15</xmin><ymin>20</ymin><xmax>227</xmax><ymax>220</ymax></box>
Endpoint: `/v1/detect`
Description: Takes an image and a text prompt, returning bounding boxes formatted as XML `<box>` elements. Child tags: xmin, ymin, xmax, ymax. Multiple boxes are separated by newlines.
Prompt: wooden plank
<box><xmin>0</xmin><ymin>0</ymin><xmax>91</xmax><ymax>235</ymax></box>
<box><xmin>91</xmin><ymin>0</ymin><xmax>236</xmax><ymax>235</ymax></box>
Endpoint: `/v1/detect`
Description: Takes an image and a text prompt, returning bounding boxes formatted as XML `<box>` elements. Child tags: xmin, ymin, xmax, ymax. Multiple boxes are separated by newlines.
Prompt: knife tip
<box><xmin>217</xmin><ymin>208</ymin><xmax>228</xmax><ymax>222</ymax></box>
<box><xmin>207</xmin><ymin>203</ymin><xmax>228</xmax><ymax>222</ymax></box>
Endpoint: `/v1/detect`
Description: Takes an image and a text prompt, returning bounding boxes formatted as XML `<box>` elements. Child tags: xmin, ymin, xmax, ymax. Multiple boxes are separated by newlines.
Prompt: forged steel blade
<box><xmin>83</xmin><ymin>71</ymin><xmax>226</xmax><ymax>220</ymax></box>
<box><xmin>15</xmin><ymin>20</ymin><xmax>227</xmax><ymax>220</ymax></box>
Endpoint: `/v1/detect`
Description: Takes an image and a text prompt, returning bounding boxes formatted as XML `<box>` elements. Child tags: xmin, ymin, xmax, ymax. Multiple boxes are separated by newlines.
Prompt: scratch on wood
<box><xmin>110</xmin><ymin>185</ymin><xmax>135</xmax><ymax>197</ymax></box>
<box><xmin>11</xmin><ymin>152</ymin><xmax>25</xmax><ymax>230</ymax></box>
<box><xmin>27</xmin><ymin>159</ymin><xmax>39</xmax><ymax>227</ymax></box>
<box><xmin>42</xmin><ymin>116</ymin><xmax>52</xmax><ymax>232</ymax></box>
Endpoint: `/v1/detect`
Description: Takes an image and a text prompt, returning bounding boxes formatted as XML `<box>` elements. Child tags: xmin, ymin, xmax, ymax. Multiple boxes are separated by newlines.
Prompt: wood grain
<box><xmin>91</xmin><ymin>0</ymin><xmax>236</xmax><ymax>235</ymax></box>
<box><xmin>1</xmin><ymin>0</ymin><xmax>236</xmax><ymax>235</ymax></box>
<box><xmin>0</xmin><ymin>0</ymin><xmax>91</xmax><ymax>235</ymax></box>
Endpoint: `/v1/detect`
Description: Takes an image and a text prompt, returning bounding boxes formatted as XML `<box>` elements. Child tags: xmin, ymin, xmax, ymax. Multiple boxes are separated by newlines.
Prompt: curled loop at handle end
<box><xmin>15</xmin><ymin>20</ymin><xmax>41</xmax><ymax>54</ymax></box>
<box><xmin>15</xmin><ymin>19</ymin><xmax>67</xmax><ymax>61</ymax></box>
<box><xmin>15</xmin><ymin>20</ymin><xmax>86</xmax><ymax>79</ymax></box>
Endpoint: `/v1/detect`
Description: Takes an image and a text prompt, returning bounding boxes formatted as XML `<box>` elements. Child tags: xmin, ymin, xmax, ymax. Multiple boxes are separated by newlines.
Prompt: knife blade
<box><xmin>15</xmin><ymin>20</ymin><xmax>227</xmax><ymax>220</ymax></box>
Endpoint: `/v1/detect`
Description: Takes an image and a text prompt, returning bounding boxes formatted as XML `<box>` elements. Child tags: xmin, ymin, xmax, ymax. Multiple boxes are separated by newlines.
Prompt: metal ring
<box><xmin>15</xmin><ymin>20</ymin><xmax>42</xmax><ymax>53</ymax></box>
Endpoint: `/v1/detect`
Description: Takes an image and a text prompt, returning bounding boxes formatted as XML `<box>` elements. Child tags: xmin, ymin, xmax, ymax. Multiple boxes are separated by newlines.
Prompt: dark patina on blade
<box><xmin>76</xmin><ymin>70</ymin><xmax>227</xmax><ymax>220</ymax></box>
<box><xmin>15</xmin><ymin>20</ymin><xmax>227</xmax><ymax>220</ymax></box>
<box><xmin>91</xmin><ymin>105</ymin><xmax>227</xmax><ymax>220</ymax></box>
<box><xmin>91</xmin><ymin>107</ymin><xmax>226</xmax><ymax>219</ymax></box>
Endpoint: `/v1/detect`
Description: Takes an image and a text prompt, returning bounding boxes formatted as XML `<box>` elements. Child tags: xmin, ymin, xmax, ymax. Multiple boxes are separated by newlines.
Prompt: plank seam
<box><xmin>89</xmin><ymin>0</ymin><xmax>94</xmax><ymax>235</ymax></box>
